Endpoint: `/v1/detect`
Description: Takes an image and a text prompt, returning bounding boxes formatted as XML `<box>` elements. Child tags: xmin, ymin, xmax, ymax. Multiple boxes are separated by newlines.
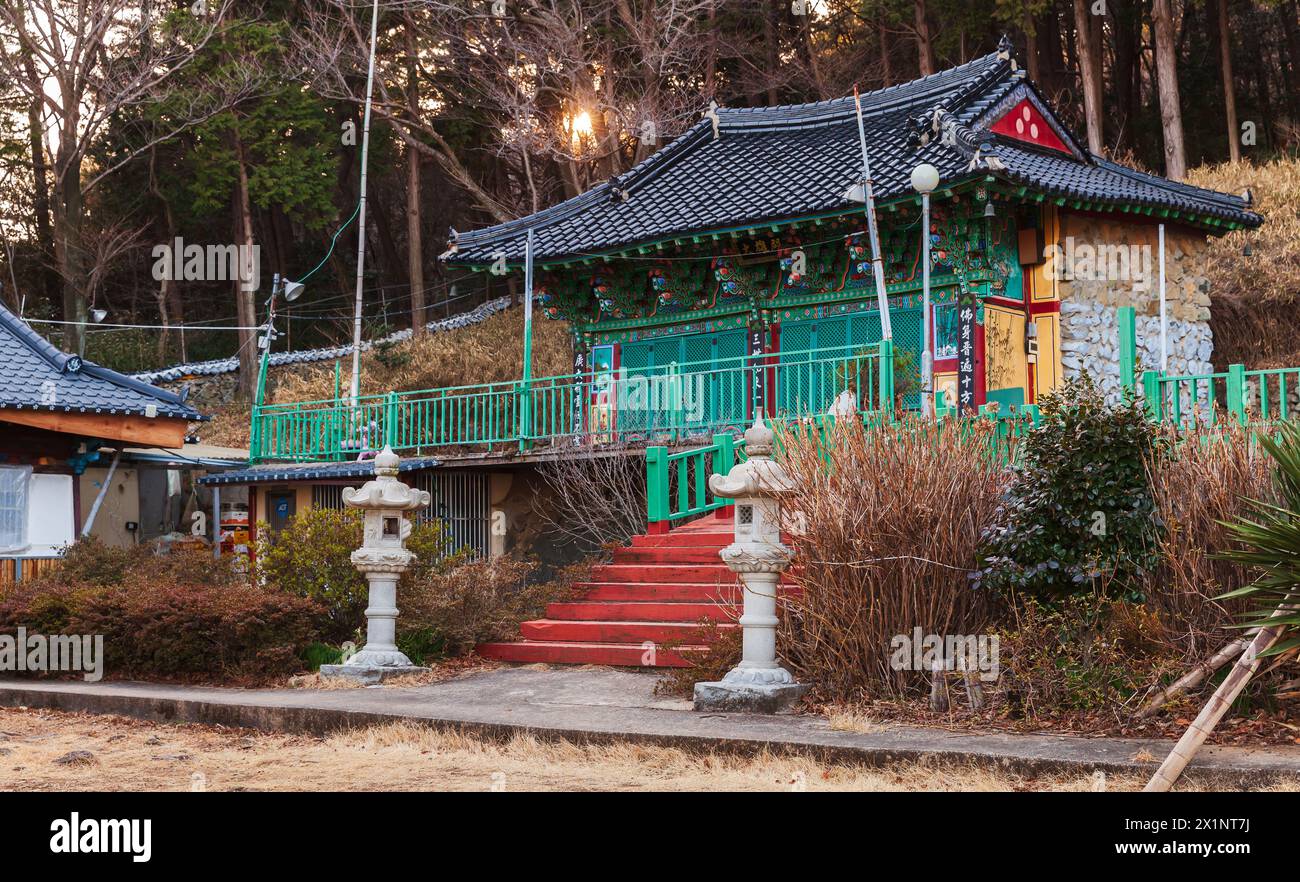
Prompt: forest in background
<box><xmin>0</xmin><ymin>0</ymin><xmax>1296</xmax><ymax>395</ymax></box>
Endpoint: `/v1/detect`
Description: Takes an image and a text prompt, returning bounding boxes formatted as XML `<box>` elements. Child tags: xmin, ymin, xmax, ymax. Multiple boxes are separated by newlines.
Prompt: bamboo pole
<box><xmin>1144</xmin><ymin>608</ymin><xmax>1288</xmax><ymax>791</ymax></box>
<box><xmin>1135</xmin><ymin>637</ymin><xmax>1249</xmax><ymax>719</ymax></box>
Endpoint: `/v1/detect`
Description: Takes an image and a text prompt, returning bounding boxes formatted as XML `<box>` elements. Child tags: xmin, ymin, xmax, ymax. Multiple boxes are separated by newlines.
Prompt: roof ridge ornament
<box><xmin>906</xmin><ymin>106</ymin><xmax>1007</xmax><ymax>172</ymax></box>
<box><xmin>705</xmin><ymin>100</ymin><xmax>720</xmax><ymax>140</ymax></box>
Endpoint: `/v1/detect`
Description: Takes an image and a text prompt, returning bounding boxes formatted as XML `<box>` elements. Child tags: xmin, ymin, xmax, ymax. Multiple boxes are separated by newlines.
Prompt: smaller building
<box><xmin>0</xmin><ymin>302</ymin><xmax>207</xmax><ymax>580</ymax></box>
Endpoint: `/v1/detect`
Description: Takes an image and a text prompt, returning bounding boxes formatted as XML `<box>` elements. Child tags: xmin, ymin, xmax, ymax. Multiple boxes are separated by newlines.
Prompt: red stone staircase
<box><xmin>477</xmin><ymin>513</ymin><xmax>743</xmax><ymax>667</ymax></box>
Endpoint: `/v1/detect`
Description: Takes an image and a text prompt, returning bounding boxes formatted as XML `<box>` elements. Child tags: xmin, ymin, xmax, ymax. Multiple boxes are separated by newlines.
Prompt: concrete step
<box><xmin>520</xmin><ymin>619</ymin><xmax>735</xmax><ymax>644</ymax></box>
<box><xmin>476</xmin><ymin>640</ymin><xmax>700</xmax><ymax>667</ymax></box>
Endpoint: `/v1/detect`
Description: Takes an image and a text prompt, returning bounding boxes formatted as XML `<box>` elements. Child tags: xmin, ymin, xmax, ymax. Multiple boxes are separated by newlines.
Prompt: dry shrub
<box><xmin>1145</xmin><ymin>424</ymin><xmax>1276</xmax><ymax>660</ymax></box>
<box><xmin>399</xmin><ymin>557</ymin><xmax>586</xmax><ymax>656</ymax></box>
<box><xmin>776</xmin><ymin>416</ymin><xmax>1010</xmax><ymax>702</ymax></box>
<box><xmin>534</xmin><ymin>450</ymin><xmax>647</xmax><ymax>555</ymax></box>
<box><xmin>203</xmin><ymin>306</ymin><xmax>573</xmax><ymax>446</ymax></box>
<box><xmin>654</xmin><ymin>619</ymin><xmax>743</xmax><ymax>698</ymax></box>
<box><xmin>997</xmin><ymin>593</ymin><xmax>1178</xmax><ymax>717</ymax></box>
<box><xmin>0</xmin><ymin>540</ymin><xmax>323</xmax><ymax>680</ymax></box>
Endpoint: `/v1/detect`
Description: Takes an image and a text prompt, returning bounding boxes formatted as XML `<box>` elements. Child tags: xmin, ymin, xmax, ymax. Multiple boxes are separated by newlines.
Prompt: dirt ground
<box><xmin>0</xmin><ymin>706</ymin><xmax>1293</xmax><ymax>792</ymax></box>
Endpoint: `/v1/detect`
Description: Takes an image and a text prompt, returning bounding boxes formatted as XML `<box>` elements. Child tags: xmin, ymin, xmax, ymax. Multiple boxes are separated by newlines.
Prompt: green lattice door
<box><xmin>619</xmin><ymin>328</ymin><xmax>748</xmax><ymax>438</ymax></box>
<box><xmin>776</xmin><ymin>307</ymin><xmax>921</xmax><ymax>415</ymax></box>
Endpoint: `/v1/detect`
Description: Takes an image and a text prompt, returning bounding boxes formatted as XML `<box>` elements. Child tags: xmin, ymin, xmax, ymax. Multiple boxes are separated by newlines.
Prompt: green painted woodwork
<box><xmin>645</xmin><ymin>403</ymin><xmax>1040</xmax><ymax>525</ymax></box>
<box><xmin>777</xmin><ymin>307</ymin><xmax>922</xmax><ymax>412</ymax></box>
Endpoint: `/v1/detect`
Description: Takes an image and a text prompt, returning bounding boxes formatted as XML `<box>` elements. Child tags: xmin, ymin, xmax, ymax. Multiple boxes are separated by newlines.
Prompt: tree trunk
<box><xmin>879</xmin><ymin>17</ymin><xmax>893</xmax><ymax>87</ymax></box>
<box><xmin>1218</xmin><ymin>0</ymin><xmax>1240</xmax><ymax>162</ymax></box>
<box><xmin>914</xmin><ymin>0</ymin><xmax>935</xmax><ymax>76</ymax></box>
<box><xmin>1022</xmin><ymin>15</ymin><xmax>1040</xmax><ymax>84</ymax></box>
<box><xmin>407</xmin><ymin>148</ymin><xmax>424</xmax><ymax>335</ymax></box>
<box><xmin>1072</xmin><ymin>0</ymin><xmax>1104</xmax><ymax>154</ymax></box>
<box><xmin>233</xmin><ymin>132</ymin><xmax>258</xmax><ymax>400</ymax></box>
<box><xmin>1151</xmin><ymin>0</ymin><xmax>1188</xmax><ymax>179</ymax></box>
<box><xmin>52</xmin><ymin>135</ymin><xmax>87</xmax><ymax>355</ymax></box>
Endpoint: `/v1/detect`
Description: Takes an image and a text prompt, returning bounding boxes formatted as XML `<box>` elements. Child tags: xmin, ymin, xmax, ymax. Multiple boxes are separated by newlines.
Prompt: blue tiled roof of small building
<box><xmin>0</xmin><ymin>301</ymin><xmax>204</xmax><ymax>422</ymax></box>
<box><xmin>197</xmin><ymin>455</ymin><xmax>441</xmax><ymax>485</ymax></box>
<box><xmin>445</xmin><ymin>50</ymin><xmax>1260</xmax><ymax>265</ymax></box>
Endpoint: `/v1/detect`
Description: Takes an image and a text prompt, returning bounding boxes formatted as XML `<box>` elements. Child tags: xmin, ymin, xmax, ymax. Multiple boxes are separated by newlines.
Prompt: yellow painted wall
<box><xmin>1028</xmin><ymin>205</ymin><xmax>1063</xmax><ymax>400</ymax></box>
<box><xmin>78</xmin><ymin>466</ymin><xmax>140</xmax><ymax>548</ymax></box>
<box><xmin>984</xmin><ymin>303</ymin><xmax>1028</xmax><ymax>398</ymax></box>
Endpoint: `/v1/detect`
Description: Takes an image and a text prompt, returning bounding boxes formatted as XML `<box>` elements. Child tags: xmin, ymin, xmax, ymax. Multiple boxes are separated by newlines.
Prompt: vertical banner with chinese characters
<box><xmin>748</xmin><ymin>321</ymin><xmax>767</xmax><ymax>419</ymax></box>
<box><xmin>571</xmin><ymin>338</ymin><xmax>588</xmax><ymax>445</ymax></box>
<box><xmin>957</xmin><ymin>291</ymin><xmax>978</xmax><ymax>414</ymax></box>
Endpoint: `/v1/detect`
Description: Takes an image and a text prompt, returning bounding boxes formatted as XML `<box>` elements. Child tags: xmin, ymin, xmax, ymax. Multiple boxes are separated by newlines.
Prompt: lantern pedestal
<box><xmin>692</xmin><ymin>415</ymin><xmax>806</xmax><ymax>714</ymax></box>
<box><xmin>320</xmin><ymin>445</ymin><xmax>431</xmax><ymax>686</ymax></box>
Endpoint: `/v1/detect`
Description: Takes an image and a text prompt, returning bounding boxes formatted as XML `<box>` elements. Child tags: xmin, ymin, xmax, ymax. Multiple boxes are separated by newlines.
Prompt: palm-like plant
<box><xmin>1146</xmin><ymin>421</ymin><xmax>1300</xmax><ymax>791</ymax></box>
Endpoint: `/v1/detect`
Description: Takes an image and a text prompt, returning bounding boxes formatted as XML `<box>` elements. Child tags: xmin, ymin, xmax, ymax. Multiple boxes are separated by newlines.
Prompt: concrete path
<box><xmin>2</xmin><ymin>667</ymin><xmax>1298</xmax><ymax>783</ymax></box>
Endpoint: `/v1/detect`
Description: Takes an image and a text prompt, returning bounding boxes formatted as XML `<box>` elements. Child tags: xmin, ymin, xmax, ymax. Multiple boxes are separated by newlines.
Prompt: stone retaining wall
<box><xmin>1056</xmin><ymin>214</ymin><xmax>1213</xmax><ymax>402</ymax></box>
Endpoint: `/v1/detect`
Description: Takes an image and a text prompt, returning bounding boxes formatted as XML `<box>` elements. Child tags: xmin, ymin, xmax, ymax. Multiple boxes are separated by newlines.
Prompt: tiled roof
<box><xmin>0</xmin><ymin>302</ymin><xmax>204</xmax><ymax>422</ymax></box>
<box><xmin>198</xmin><ymin>455</ymin><xmax>441</xmax><ymax>485</ymax></box>
<box><xmin>445</xmin><ymin>49</ymin><xmax>1260</xmax><ymax>265</ymax></box>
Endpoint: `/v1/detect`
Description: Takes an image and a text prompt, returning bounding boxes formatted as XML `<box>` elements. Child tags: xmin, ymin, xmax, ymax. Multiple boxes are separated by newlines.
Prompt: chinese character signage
<box><xmin>956</xmin><ymin>292</ymin><xmax>977</xmax><ymax>414</ymax></box>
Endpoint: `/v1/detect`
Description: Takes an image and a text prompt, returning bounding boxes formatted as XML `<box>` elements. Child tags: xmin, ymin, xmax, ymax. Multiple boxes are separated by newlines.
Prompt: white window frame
<box><xmin>0</xmin><ymin>465</ymin><xmax>32</xmax><ymax>553</ymax></box>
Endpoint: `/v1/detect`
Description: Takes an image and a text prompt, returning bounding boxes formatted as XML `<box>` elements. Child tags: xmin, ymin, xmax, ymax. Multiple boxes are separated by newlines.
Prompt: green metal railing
<box><xmin>251</xmin><ymin>340</ymin><xmax>895</xmax><ymax>463</ymax></box>
<box><xmin>1116</xmin><ymin>305</ymin><xmax>1300</xmax><ymax>429</ymax></box>
<box><xmin>644</xmin><ymin>404</ymin><xmax>1041</xmax><ymax>526</ymax></box>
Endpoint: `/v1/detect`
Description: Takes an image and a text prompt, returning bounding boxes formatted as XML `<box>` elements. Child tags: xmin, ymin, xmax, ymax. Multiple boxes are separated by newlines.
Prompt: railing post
<box><xmin>250</xmin><ymin>405</ymin><xmax>261</xmax><ymax>463</ymax></box>
<box><xmin>710</xmin><ymin>432</ymin><xmax>735</xmax><ymax>514</ymax></box>
<box><xmin>646</xmin><ymin>445</ymin><xmax>670</xmax><ymax>534</ymax></box>
<box><xmin>878</xmin><ymin>338</ymin><xmax>895</xmax><ymax>413</ymax></box>
<box><xmin>1227</xmin><ymin>363</ymin><xmax>1247</xmax><ymax>425</ymax></box>
<box><xmin>1117</xmin><ymin>305</ymin><xmax>1137</xmax><ymax>396</ymax></box>
<box><xmin>1142</xmin><ymin>370</ymin><xmax>1164</xmax><ymax>422</ymax></box>
<box><xmin>384</xmin><ymin>391</ymin><xmax>398</xmax><ymax>448</ymax></box>
<box><xmin>517</xmin><ymin>380</ymin><xmax>532</xmax><ymax>452</ymax></box>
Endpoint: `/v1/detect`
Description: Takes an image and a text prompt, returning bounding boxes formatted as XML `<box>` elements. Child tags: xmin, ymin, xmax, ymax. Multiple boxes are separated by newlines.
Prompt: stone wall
<box><xmin>1056</xmin><ymin>214</ymin><xmax>1213</xmax><ymax>402</ymax></box>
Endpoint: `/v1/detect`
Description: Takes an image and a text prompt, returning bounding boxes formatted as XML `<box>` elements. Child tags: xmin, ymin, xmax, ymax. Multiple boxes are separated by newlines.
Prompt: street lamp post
<box><xmin>911</xmin><ymin>163</ymin><xmax>940</xmax><ymax>418</ymax></box>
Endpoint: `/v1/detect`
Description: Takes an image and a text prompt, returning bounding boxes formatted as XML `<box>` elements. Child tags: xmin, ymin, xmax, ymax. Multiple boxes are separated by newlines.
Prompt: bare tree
<box><xmin>0</xmin><ymin>0</ymin><xmax>236</xmax><ymax>353</ymax></box>
<box><xmin>535</xmin><ymin>450</ymin><xmax>648</xmax><ymax>552</ymax></box>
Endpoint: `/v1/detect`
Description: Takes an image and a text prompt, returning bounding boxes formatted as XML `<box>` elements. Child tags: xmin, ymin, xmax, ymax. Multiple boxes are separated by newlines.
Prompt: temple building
<box><xmin>442</xmin><ymin>40</ymin><xmax>1260</xmax><ymax>420</ymax></box>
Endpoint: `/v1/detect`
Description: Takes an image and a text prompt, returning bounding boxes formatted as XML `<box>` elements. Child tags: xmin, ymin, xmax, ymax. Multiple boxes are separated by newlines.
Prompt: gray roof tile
<box><xmin>0</xmin><ymin>302</ymin><xmax>204</xmax><ymax>422</ymax></box>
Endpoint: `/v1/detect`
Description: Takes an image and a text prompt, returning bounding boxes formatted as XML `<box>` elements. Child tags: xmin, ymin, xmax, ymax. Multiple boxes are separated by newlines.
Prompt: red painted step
<box><xmin>613</xmin><ymin>546</ymin><xmax>733</xmax><ymax>564</ymax></box>
<box><xmin>576</xmin><ymin>581</ymin><xmax>743</xmax><ymax>602</ymax></box>
<box><xmin>591</xmin><ymin>563</ymin><xmax>738</xmax><ymax>584</ymax></box>
<box><xmin>476</xmin><ymin>640</ymin><xmax>701</xmax><ymax>667</ymax></box>
<box><xmin>545</xmin><ymin>600</ymin><xmax>734</xmax><ymax>623</ymax></box>
<box><xmin>520</xmin><ymin>619</ymin><xmax>735</xmax><ymax>644</ymax></box>
<box><xmin>476</xmin><ymin>511</ymin><xmax>768</xmax><ymax>668</ymax></box>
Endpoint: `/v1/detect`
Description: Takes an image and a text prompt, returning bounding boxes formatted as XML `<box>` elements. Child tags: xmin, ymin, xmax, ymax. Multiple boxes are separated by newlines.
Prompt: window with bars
<box><xmin>415</xmin><ymin>471</ymin><xmax>491</xmax><ymax>560</ymax></box>
<box><xmin>311</xmin><ymin>484</ymin><xmax>346</xmax><ymax>510</ymax></box>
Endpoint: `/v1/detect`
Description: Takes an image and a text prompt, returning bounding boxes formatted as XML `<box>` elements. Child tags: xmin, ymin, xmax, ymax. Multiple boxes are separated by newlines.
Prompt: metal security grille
<box><xmin>777</xmin><ymin>307</ymin><xmax>922</xmax><ymax>413</ymax></box>
<box><xmin>415</xmin><ymin>471</ymin><xmax>491</xmax><ymax>560</ymax></box>
<box><xmin>311</xmin><ymin>484</ymin><xmax>346</xmax><ymax>510</ymax></box>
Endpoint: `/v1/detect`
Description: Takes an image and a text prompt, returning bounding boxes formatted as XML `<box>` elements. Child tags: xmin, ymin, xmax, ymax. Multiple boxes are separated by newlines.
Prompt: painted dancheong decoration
<box><xmin>251</xmin><ymin>39</ymin><xmax>1258</xmax><ymax>464</ymax></box>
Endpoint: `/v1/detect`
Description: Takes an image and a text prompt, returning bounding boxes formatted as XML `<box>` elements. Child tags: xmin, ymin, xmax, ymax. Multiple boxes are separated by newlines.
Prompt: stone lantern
<box><xmin>694</xmin><ymin>414</ymin><xmax>806</xmax><ymax>713</ymax></box>
<box><xmin>320</xmin><ymin>445</ymin><xmax>431</xmax><ymax>685</ymax></box>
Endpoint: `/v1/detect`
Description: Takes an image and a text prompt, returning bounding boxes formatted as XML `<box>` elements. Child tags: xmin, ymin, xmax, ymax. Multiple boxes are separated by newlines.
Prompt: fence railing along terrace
<box><xmin>1116</xmin><ymin>306</ymin><xmax>1300</xmax><ymax>428</ymax></box>
<box><xmin>250</xmin><ymin>340</ymin><xmax>897</xmax><ymax>462</ymax></box>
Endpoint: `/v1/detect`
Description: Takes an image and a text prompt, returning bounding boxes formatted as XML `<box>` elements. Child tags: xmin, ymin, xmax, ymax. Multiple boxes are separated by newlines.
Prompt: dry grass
<box><xmin>1186</xmin><ymin>158</ymin><xmax>1300</xmax><ymax>369</ymax></box>
<box><xmin>1145</xmin><ymin>425</ymin><xmax>1276</xmax><ymax>660</ymax></box>
<box><xmin>776</xmin><ymin>416</ymin><xmax>1010</xmax><ymax>702</ymax></box>
<box><xmin>203</xmin><ymin>307</ymin><xmax>572</xmax><ymax>447</ymax></box>
<box><xmin>1</xmin><ymin>705</ymin><xmax>1271</xmax><ymax>792</ymax></box>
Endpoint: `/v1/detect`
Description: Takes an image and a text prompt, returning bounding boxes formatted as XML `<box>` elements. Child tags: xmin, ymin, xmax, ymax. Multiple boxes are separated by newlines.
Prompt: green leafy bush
<box><xmin>977</xmin><ymin>375</ymin><xmax>1163</xmax><ymax>602</ymax></box>
<box><xmin>256</xmin><ymin>507</ymin><xmax>457</xmax><ymax>642</ymax></box>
